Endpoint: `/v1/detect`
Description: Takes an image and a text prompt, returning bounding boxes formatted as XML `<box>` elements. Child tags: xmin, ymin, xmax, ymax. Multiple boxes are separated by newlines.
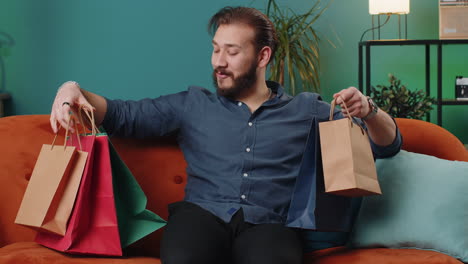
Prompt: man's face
<box><xmin>211</xmin><ymin>24</ymin><xmax>259</xmax><ymax>98</ymax></box>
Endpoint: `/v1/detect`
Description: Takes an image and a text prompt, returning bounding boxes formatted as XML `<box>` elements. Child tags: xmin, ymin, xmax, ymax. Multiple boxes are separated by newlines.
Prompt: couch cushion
<box><xmin>0</xmin><ymin>242</ymin><xmax>160</xmax><ymax>264</ymax></box>
<box><xmin>348</xmin><ymin>150</ymin><xmax>468</xmax><ymax>263</ymax></box>
<box><xmin>305</xmin><ymin>246</ymin><xmax>463</xmax><ymax>264</ymax></box>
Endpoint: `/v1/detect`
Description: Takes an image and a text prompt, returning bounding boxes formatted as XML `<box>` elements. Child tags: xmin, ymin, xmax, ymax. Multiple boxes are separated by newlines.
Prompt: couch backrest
<box><xmin>395</xmin><ymin>118</ymin><xmax>468</xmax><ymax>162</ymax></box>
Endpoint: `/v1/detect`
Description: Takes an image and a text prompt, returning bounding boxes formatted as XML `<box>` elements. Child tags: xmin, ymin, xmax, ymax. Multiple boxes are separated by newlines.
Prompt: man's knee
<box><xmin>232</xmin><ymin>224</ymin><xmax>303</xmax><ymax>264</ymax></box>
<box><xmin>161</xmin><ymin>249</ymin><xmax>223</xmax><ymax>264</ymax></box>
<box><xmin>160</xmin><ymin>201</ymin><xmax>231</xmax><ymax>264</ymax></box>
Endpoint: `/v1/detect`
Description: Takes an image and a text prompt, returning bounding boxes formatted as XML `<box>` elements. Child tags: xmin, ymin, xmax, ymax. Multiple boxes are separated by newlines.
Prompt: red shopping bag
<box><xmin>36</xmin><ymin>132</ymin><xmax>122</xmax><ymax>256</ymax></box>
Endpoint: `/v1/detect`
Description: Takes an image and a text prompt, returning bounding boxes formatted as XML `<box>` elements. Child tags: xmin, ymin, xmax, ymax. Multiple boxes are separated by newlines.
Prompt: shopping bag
<box><xmin>37</xmin><ymin>109</ymin><xmax>166</xmax><ymax>255</ymax></box>
<box><xmin>36</xmin><ymin>132</ymin><xmax>122</xmax><ymax>256</ymax></box>
<box><xmin>15</xmin><ymin>118</ymin><xmax>88</xmax><ymax>236</ymax></box>
<box><xmin>319</xmin><ymin>98</ymin><xmax>381</xmax><ymax>197</ymax></box>
<box><xmin>286</xmin><ymin>117</ymin><xmax>359</xmax><ymax>231</ymax></box>
<box><xmin>109</xmin><ymin>140</ymin><xmax>166</xmax><ymax>248</ymax></box>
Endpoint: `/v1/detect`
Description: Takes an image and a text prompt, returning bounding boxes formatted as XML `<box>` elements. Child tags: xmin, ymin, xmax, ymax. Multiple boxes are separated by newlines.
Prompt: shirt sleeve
<box><xmin>367</xmin><ymin>117</ymin><xmax>402</xmax><ymax>159</ymax></box>
<box><xmin>101</xmin><ymin>91</ymin><xmax>188</xmax><ymax>138</ymax></box>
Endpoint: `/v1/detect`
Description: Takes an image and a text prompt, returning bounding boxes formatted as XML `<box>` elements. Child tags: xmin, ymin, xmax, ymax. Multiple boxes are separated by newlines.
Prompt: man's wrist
<box><xmin>362</xmin><ymin>96</ymin><xmax>378</xmax><ymax>121</ymax></box>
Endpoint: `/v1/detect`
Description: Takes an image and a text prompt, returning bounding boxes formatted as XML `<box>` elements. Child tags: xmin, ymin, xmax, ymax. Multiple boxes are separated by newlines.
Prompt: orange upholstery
<box><xmin>0</xmin><ymin>242</ymin><xmax>160</xmax><ymax>264</ymax></box>
<box><xmin>304</xmin><ymin>246</ymin><xmax>463</xmax><ymax>264</ymax></box>
<box><xmin>0</xmin><ymin>115</ymin><xmax>465</xmax><ymax>264</ymax></box>
<box><xmin>395</xmin><ymin>118</ymin><xmax>468</xmax><ymax>162</ymax></box>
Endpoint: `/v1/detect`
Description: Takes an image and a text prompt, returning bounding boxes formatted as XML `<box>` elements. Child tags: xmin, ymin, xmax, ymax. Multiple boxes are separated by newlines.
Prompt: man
<box><xmin>50</xmin><ymin>6</ymin><xmax>401</xmax><ymax>264</ymax></box>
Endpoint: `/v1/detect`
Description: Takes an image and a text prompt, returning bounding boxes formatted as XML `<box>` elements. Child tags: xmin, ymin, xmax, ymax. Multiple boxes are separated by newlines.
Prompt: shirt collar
<box><xmin>216</xmin><ymin>80</ymin><xmax>291</xmax><ymax>108</ymax></box>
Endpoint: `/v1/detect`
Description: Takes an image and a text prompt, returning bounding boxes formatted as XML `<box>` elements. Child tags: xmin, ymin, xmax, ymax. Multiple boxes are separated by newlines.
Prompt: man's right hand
<box><xmin>50</xmin><ymin>81</ymin><xmax>94</xmax><ymax>134</ymax></box>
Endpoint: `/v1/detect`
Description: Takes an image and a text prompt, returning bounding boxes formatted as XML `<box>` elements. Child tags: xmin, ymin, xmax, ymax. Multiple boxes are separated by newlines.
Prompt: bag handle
<box><xmin>329</xmin><ymin>96</ymin><xmax>352</xmax><ymax>121</ymax></box>
<box><xmin>329</xmin><ymin>97</ymin><xmax>366</xmax><ymax>135</ymax></box>
<box><xmin>77</xmin><ymin>105</ymin><xmax>100</xmax><ymax>135</ymax></box>
<box><xmin>65</xmin><ymin>115</ymin><xmax>83</xmax><ymax>150</ymax></box>
<box><xmin>50</xmin><ymin>112</ymin><xmax>78</xmax><ymax>151</ymax></box>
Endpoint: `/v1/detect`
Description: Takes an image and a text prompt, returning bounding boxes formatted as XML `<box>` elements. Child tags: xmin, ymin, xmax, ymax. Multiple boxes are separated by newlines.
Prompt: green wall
<box><xmin>1</xmin><ymin>0</ymin><xmax>467</xmax><ymax>142</ymax></box>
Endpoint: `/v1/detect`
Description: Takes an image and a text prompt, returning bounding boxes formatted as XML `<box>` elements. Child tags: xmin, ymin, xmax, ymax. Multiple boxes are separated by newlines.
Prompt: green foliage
<box><xmin>266</xmin><ymin>0</ymin><xmax>327</xmax><ymax>95</ymax></box>
<box><xmin>370</xmin><ymin>74</ymin><xmax>436</xmax><ymax>120</ymax></box>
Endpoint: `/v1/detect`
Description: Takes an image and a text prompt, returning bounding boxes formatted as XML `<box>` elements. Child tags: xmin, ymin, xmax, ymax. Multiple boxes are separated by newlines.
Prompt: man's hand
<box><xmin>50</xmin><ymin>81</ymin><xmax>94</xmax><ymax>134</ymax></box>
<box><xmin>333</xmin><ymin>87</ymin><xmax>370</xmax><ymax>119</ymax></box>
<box><xmin>333</xmin><ymin>86</ymin><xmax>397</xmax><ymax>146</ymax></box>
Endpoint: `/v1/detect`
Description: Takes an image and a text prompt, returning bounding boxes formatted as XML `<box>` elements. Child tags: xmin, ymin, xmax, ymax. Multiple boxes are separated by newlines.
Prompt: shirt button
<box><xmin>238</xmin><ymin>102</ymin><xmax>242</xmax><ymax>106</ymax></box>
<box><xmin>243</xmin><ymin>173</ymin><xmax>248</xmax><ymax>177</ymax></box>
<box><xmin>248</xmin><ymin>122</ymin><xmax>253</xmax><ymax>127</ymax></box>
<box><xmin>241</xmin><ymin>195</ymin><xmax>246</xmax><ymax>199</ymax></box>
<box><xmin>246</xmin><ymin>147</ymin><xmax>251</xmax><ymax>152</ymax></box>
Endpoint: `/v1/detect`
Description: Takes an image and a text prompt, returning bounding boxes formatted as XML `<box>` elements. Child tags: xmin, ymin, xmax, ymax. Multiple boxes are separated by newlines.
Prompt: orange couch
<box><xmin>0</xmin><ymin>115</ymin><xmax>466</xmax><ymax>264</ymax></box>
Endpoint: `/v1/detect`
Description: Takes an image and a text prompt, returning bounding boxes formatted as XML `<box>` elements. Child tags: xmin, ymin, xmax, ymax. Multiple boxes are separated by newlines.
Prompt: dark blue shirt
<box><xmin>102</xmin><ymin>81</ymin><xmax>401</xmax><ymax>224</ymax></box>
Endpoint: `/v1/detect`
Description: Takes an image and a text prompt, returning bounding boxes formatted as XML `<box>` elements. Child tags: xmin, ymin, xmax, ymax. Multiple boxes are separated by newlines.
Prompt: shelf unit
<box><xmin>358</xmin><ymin>39</ymin><xmax>468</xmax><ymax>127</ymax></box>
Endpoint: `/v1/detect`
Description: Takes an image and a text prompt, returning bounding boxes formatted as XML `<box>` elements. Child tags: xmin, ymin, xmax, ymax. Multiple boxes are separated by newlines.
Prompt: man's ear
<box><xmin>257</xmin><ymin>46</ymin><xmax>272</xmax><ymax>68</ymax></box>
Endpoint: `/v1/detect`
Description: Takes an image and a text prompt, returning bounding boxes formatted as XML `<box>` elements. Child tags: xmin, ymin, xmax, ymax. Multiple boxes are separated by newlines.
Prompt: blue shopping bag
<box><xmin>285</xmin><ymin>117</ymin><xmax>360</xmax><ymax>231</ymax></box>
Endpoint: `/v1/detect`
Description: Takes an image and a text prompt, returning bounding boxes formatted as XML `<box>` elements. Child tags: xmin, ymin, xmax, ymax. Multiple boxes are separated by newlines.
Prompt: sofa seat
<box><xmin>0</xmin><ymin>242</ymin><xmax>160</xmax><ymax>264</ymax></box>
<box><xmin>2</xmin><ymin>242</ymin><xmax>462</xmax><ymax>264</ymax></box>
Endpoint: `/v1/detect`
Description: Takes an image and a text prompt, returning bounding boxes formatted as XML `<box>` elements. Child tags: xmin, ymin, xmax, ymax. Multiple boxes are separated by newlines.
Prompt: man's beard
<box><xmin>213</xmin><ymin>60</ymin><xmax>258</xmax><ymax>99</ymax></box>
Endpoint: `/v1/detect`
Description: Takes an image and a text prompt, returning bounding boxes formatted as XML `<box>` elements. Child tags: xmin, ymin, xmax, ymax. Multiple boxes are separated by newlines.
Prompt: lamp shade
<box><xmin>369</xmin><ymin>0</ymin><xmax>410</xmax><ymax>15</ymax></box>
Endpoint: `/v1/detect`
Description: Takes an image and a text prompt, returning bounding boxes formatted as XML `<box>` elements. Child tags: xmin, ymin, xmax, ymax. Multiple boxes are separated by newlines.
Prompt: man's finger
<box><xmin>50</xmin><ymin>116</ymin><xmax>58</xmax><ymax>134</ymax></box>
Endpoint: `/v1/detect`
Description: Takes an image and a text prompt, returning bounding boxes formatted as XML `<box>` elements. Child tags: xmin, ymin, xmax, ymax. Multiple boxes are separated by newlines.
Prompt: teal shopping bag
<box><xmin>108</xmin><ymin>139</ymin><xmax>166</xmax><ymax>248</ymax></box>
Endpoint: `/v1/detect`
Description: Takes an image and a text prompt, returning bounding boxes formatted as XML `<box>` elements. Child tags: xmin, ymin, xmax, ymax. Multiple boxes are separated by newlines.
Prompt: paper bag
<box><xmin>319</xmin><ymin>98</ymin><xmax>381</xmax><ymax>197</ymax></box>
<box><xmin>15</xmin><ymin>125</ymin><xmax>88</xmax><ymax>235</ymax></box>
<box><xmin>109</xmin><ymin>140</ymin><xmax>166</xmax><ymax>248</ymax></box>
<box><xmin>36</xmin><ymin>133</ymin><xmax>122</xmax><ymax>256</ymax></box>
<box><xmin>37</xmin><ymin>109</ymin><xmax>166</xmax><ymax>255</ymax></box>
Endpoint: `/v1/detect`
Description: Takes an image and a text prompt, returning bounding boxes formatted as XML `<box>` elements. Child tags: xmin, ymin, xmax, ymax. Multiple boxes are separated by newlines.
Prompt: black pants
<box><xmin>160</xmin><ymin>201</ymin><xmax>303</xmax><ymax>264</ymax></box>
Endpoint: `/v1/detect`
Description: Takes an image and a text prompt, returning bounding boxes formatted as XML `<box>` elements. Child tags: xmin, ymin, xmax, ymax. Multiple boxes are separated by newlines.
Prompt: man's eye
<box><xmin>213</xmin><ymin>49</ymin><xmax>220</xmax><ymax>53</ymax></box>
<box><xmin>228</xmin><ymin>51</ymin><xmax>239</xmax><ymax>55</ymax></box>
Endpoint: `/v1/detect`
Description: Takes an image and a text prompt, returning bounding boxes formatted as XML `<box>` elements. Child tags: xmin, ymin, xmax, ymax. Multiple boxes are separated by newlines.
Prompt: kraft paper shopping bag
<box><xmin>319</xmin><ymin>98</ymin><xmax>381</xmax><ymax>197</ymax></box>
<box><xmin>15</xmin><ymin>117</ymin><xmax>88</xmax><ymax>235</ymax></box>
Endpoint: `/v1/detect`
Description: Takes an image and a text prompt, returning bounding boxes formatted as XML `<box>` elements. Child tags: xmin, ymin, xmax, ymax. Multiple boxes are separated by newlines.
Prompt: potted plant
<box><xmin>370</xmin><ymin>74</ymin><xmax>436</xmax><ymax>120</ymax></box>
<box><xmin>266</xmin><ymin>0</ymin><xmax>328</xmax><ymax>95</ymax></box>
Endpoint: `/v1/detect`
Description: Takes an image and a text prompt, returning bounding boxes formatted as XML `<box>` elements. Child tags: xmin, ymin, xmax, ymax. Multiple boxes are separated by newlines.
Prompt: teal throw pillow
<box><xmin>348</xmin><ymin>150</ymin><xmax>468</xmax><ymax>262</ymax></box>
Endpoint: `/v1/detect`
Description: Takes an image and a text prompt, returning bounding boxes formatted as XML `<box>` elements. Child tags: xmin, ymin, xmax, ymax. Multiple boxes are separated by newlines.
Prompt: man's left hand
<box><xmin>333</xmin><ymin>87</ymin><xmax>370</xmax><ymax>119</ymax></box>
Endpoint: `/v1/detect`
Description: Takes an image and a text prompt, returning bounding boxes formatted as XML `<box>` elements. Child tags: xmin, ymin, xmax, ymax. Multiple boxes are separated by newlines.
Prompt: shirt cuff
<box><xmin>369</xmin><ymin>117</ymin><xmax>403</xmax><ymax>159</ymax></box>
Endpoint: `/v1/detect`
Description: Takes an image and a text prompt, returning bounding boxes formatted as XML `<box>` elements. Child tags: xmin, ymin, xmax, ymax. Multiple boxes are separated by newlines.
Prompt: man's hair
<box><xmin>208</xmin><ymin>6</ymin><xmax>278</xmax><ymax>64</ymax></box>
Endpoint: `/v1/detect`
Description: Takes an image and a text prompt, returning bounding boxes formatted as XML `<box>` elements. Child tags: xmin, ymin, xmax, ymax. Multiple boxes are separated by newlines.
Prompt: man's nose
<box><xmin>213</xmin><ymin>52</ymin><xmax>227</xmax><ymax>68</ymax></box>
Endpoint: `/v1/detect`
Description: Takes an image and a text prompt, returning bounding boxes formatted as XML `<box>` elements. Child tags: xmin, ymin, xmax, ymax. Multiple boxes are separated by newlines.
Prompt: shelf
<box><xmin>358</xmin><ymin>39</ymin><xmax>468</xmax><ymax>127</ymax></box>
<box><xmin>440</xmin><ymin>99</ymin><xmax>468</xmax><ymax>105</ymax></box>
<box><xmin>359</xmin><ymin>39</ymin><xmax>468</xmax><ymax>46</ymax></box>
